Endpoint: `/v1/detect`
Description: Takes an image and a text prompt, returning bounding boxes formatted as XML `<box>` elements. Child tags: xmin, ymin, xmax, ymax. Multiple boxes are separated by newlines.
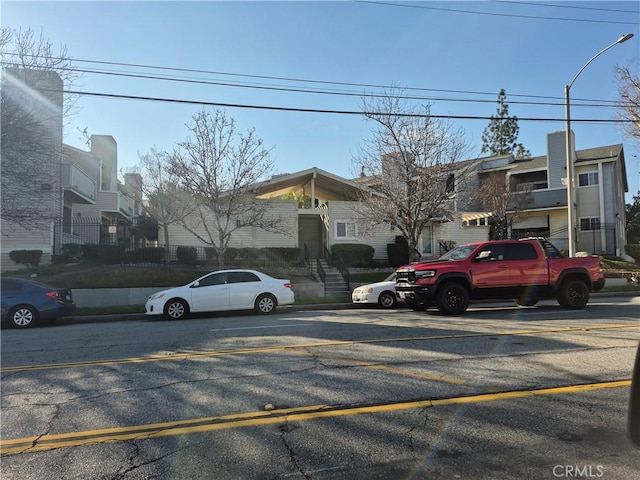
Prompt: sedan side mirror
<box><xmin>190</xmin><ymin>281</ymin><xmax>200</xmax><ymax>288</ymax></box>
<box><xmin>629</xmin><ymin>342</ymin><xmax>640</xmax><ymax>448</ymax></box>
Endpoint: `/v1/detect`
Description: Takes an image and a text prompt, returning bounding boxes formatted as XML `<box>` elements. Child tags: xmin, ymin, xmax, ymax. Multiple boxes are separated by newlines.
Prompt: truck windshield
<box><xmin>439</xmin><ymin>245</ymin><xmax>477</xmax><ymax>261</ymax></box>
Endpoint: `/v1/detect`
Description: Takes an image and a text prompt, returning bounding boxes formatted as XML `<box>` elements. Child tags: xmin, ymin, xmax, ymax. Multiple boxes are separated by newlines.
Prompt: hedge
<box><xmin>9</xmin><ymin>250</ymin><xmax>43</xmax><ymax>269</ymax></box>
<box><xmin>331</xmin><ymin>244</ymin><xmax>375</xmax><ymax>267</ymax></box>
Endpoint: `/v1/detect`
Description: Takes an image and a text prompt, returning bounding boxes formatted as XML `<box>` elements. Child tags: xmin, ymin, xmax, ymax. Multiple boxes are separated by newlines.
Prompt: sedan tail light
<box><xmin>45</xmin><ymin>290</ymin><xmax>63</xmax><ymax>301</ymax></box>
<box><xmin>284</xmin><ymin>283</ymin><xmax>292</xmax><ymax>289</ymax></box>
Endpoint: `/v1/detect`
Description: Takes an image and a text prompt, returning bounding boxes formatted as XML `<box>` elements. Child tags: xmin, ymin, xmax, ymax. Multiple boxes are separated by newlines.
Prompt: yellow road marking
<box><xmin>1</xmin><ymin>323</ymin><xmax>638</xmax><ymax>374</ymax></box>
<box><xmin>0</xmin><ymin>380</ymin><xmax>630</xmax><ymax>455</ymax></box>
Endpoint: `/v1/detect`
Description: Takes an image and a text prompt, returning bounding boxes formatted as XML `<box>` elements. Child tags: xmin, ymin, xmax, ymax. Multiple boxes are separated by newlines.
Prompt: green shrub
<box><xmin>81</xmin><ymin>245</ymin><xmax>101</xmax><ymax>260</ymax></box>
<box><xmin>9</xmin><ymin>250</ymin><xmax>42</xmax><ymax>269</ymax></box>
<box><xmin>177</xmin><ymin>246</ymin><xmax>198</xmax><ymax>266</ymax></box>
<box><xmin>331</xmin><ymin>244</ymin><xmax>375</xmax><ymax>267</ymax></box>
<box><xmin>62</xmin><ymin>243</ymin><xmax>83</xmax><ymax>259</ymax></box>
<box><xmin>204</xmin><ymin>247</ymin><xmax>218</xmax><ymax>262</ymax></box>
<box><xmin>99</xmin><ymin>245</ymin><xmax>124</xmax><ymax>264</ymax></box>
<box><xmin>124</xmin><ymin>247</ymin><xmax>165</xmax><ymax>264</ymax></box>
<box><xmin>625</xmin><ymin>244</ymin><xmax>640</xmax><ymax>263</ymax></box>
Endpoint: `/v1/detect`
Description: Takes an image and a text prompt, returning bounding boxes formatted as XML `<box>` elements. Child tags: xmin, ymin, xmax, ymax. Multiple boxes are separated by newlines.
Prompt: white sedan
<box><xmin>145</xmin><ymin>269</ymin><xmax>295</xmax><ymax>319</ymax></box>
<box><xmin>351</xmin><ymin>272</ymin><xmax>399</xmax><ymax>309</ymax></box>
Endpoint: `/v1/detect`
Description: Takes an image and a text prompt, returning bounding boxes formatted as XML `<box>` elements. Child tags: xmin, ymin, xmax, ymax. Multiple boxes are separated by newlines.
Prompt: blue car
<box><xmin>1</xmin><ymin>277</ymin><xmax>76</xmax><ymax>328</ymax></box>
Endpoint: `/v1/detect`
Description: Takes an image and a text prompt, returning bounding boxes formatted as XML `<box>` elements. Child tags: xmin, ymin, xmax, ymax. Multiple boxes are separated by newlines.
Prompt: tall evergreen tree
<box><xmin>481</xmin><ymin>89</ymin><xmax>530</xmax><ymax>159</ymax></box>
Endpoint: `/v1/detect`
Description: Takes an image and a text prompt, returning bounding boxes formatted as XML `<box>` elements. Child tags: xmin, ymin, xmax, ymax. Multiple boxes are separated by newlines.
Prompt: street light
<box><xmin>564</xmin><ymin>33</ymin><xmax>634</xmax><ymax>257</ymax></box>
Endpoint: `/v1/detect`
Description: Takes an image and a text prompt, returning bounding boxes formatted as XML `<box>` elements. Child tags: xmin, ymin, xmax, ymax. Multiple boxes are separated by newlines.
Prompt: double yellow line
<box><xmin>2</xmin><ymin>323</ymin><xmax>638</xmax><ymax>374</ymax></box>
<box><xmin>1</xmin><ymin>380</ymin><xmax>630</xmax><ymax>455</ymax></box>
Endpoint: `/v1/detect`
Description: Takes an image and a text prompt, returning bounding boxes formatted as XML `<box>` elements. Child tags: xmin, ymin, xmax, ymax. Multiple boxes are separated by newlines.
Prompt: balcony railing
<box><xmin>61</xmin><ymin>163</ymin><xmax>96</xmax><ymax>202</ymax></box>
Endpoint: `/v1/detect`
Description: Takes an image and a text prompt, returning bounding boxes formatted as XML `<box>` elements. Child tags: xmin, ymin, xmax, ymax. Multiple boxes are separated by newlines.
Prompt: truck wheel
<box><xmin>435</xmin><ymin>282</ymin><xmax>469</xmax><ymax>315</ymax></box>
<box><xmin>557</xmin><ymin>279</ymin><xmax>589</xmax><ymax>309</ymax></box>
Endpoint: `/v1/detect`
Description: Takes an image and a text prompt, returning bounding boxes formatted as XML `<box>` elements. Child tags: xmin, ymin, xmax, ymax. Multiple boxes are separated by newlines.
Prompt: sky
<box><xmin>2</xmin><ymin>1</ymin><xmax>639</xmax><ymax>202</ymax></box>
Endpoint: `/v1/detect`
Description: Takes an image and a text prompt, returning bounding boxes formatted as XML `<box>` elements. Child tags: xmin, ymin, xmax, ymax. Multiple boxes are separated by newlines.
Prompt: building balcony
<box><xmin>509</xmin><ymin>188</ymin><xmax>568</xmax><ymax>211</ymax></box>
<box><xmin>98</xmin><ymin>190</ymin><xmax>135</xmax><ymax>221</ymax></box>
<box><xmin>61</xmin><ymin>163</ymin><xmax>96</xmax><ymax>204</ymax></box>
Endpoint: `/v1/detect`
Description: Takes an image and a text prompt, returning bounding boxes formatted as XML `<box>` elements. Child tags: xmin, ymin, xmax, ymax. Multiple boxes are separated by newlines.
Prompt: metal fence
<box><xmin>53</xmin><ymin>218</ymin><xmax>311</xmax><ymax>274</ymax></box>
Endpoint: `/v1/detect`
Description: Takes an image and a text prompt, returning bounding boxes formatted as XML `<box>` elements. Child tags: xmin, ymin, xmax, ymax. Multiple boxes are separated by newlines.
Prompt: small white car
<box><xmin>145</xmin><ymin>269</ymin><xmax>295</xmax><ymax>319</ymax></box>
<box><xmin>351</xmin><ymin>272</ymin><xmax>399</xmax><ymax>309</ymax></box>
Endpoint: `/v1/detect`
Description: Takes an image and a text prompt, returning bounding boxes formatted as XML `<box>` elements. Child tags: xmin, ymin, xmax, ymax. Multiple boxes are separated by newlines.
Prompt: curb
<box><xmin>60</xmin><ymin>290</ymin><xmax>639</xmax><ymax>325</ymax></box>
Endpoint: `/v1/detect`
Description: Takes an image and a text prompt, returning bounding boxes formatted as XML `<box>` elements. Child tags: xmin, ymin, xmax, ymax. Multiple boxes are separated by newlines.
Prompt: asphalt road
<box><xmin>1</xmin><ymin>296</ymin><xmax>640</xmax><ymax>479</ymax></box>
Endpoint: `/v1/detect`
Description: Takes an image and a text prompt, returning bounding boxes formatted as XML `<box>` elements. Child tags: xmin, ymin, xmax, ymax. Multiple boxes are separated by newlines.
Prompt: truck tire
<box><xmin>557</xmin><ymin>279</ymin><xmax>589</xmax><ymax>309</ymax></box>
<box><xmin>435</xmin><ymin>282</ymin><xmax>470</xmax><ymax>315</ymax></box>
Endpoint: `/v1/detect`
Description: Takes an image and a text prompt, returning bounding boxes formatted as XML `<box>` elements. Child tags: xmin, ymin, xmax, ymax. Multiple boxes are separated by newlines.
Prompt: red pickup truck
<box><xmin>395</xmin><ymin>238</ymin><xmax>605</xmax><ymax>315</ymax></box>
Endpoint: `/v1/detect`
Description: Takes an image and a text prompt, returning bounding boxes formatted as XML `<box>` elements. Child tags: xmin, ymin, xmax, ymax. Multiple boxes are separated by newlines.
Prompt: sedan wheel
<box><xmin>255</xmin><ymin>294</ymin><xmax>277</xmax><ymax>314</ymax></box>
<box><xmin>378</xmin><ymin>291</ymin><xmax>397</xmax><ymax>309</ymax></box>
<box><xmin>9</xmin><ymin>305</ymin><xmax>37</xmax><ymax>328</ymax></box>
<box><xmin>164</xmin><ymin>299</ymin><xmax>188</xmax><ymax>320</ymax></box>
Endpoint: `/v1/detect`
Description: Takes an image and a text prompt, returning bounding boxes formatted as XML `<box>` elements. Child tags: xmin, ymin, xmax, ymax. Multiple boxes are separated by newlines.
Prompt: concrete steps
<box><xmin>315</xmin><ymin>259</ymin><xmax>350</xmax><ymax>295</ymax></box>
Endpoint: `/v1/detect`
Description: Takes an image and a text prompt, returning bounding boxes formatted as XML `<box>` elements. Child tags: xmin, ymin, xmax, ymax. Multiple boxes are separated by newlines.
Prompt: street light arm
<box><xmin>563</xmin><ymin>32</ymin><xmax>633</xmax><ymax>258</ymax></box>
<box><xmin>567</xmin><ymin>33</ymin><xmax>634</xmax><ymax>90</ymax></box>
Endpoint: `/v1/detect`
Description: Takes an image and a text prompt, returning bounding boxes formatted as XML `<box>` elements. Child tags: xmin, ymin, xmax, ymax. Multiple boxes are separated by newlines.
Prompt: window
<box><xmin>227</xmin><ymin>271</ymin><xmax>260</xmax><ymax>283</ymax></box>
<box><xmin>446</xmin><ymin>173</ymin><xmax>455</xmax><ymax>195</ymax></box>
<box><xmin>504</xmin><ymin>243</ymin><xmax>538</xmax><ymax>260</ymax></box>
<box><xmin>421</xmin><ymin>227</ymin><xmax>432</xmax><ymax>255</ymax></box>
<box><xmin>197</xmin><ymin>273</ymin><xmax>227</xmax><ymax>287</ymax></box>
<box><xmin>578</xmin><ymin>171</ymin><xmax>598</xmax><ymax>187</ymax></box>
<box><xmin>580</xmin><ymin>217</ymin><xmax>601</xmax><ymax>231</ymax></box>
<box><xmin>476</xmin><ymin>244</ymin><xmax>505</xmax><ymax>261</ymax></box>
<box><xmin>335</xmin><ymin>221</ymin><xmax>356</xmax><ymax>239</ymax></box>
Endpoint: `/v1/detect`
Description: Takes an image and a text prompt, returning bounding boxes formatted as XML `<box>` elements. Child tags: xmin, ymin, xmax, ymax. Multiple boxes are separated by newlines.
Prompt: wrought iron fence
<box><xmin>53</xmin><ymin>218</ymin><xmax>311</xmax><ymax>274</ymax></box>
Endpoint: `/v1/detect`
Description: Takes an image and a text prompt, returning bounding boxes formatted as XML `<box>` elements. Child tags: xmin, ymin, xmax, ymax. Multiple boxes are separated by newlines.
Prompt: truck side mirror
<box><xmin>629</xmin><ymin>342</ymin><xmax>640</xmax><ymax>448</ymax></box>
<box><xmin>474</xmin><ymin>251</ymin><xmax>492</xmax><ymax>262</ymax></box>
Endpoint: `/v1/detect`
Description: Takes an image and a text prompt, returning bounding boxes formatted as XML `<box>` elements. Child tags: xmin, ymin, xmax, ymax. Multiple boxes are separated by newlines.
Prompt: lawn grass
<box><xmin>4</xmin><ymin>256</ymin><xmax>638</xmax><ymax>290</ymax></box>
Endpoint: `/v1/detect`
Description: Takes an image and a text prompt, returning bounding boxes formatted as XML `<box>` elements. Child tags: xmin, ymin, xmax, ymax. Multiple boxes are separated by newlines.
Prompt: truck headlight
<box><xmin>415</xmin><ymin>270</ymin><xmax>436</xmax><ymax>278</ymax></box>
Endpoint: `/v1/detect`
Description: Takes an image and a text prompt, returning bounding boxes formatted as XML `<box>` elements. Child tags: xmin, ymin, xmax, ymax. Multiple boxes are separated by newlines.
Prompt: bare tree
<box><xmin>473</xmin><ymin>172</ymin><xmax>532</xmax><ymax>239</ymax></box>
<box><xmin>1</xmin><ymin>68</ymin><xmax>63</xmax><ymax>231</ymax></box>
<box><xmin>353</xmin><ymin>89</ymin><xmax>471</xmax><ymax>260</ymax></box>
<box><xmin>1</xmin><ymin>28</ymin><xmax>82</xmax><ymax>231</ymax></box>
<box><xmin>131</xmin><ymin>148</ymin><xmax>196</xmax><ymax>265</ymax></box>
<box><xmin>168</xmin><ymin>109</ymin><xmax>287</xmax><ymax>269</ymax></box>
<box><xmin>1</xmin><ymin>27</ymin><xmax>82</xmax><ymax>122</ymax></box>
<box><xmin>615</xmin><ymin>60</ymin><xmax>640</xmax><ymax>140</ymax></box>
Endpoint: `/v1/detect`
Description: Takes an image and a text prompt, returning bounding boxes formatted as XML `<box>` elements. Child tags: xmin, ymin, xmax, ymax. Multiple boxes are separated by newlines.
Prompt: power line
<box><xmin>58</xmin><ymin>88</ymin><xmax>635</xmax><ymax>124</ymax></box>
<box><xmin>0</xmin><ymin>52</ymin><xmax>624</xmax><ymax>105</ymax></box>
<box><xmin>356</xmin><ymin>0</ymin><xmax>639</xmax><ymax>25</ymax></box>
<box><xmin>493</xmin><ymin>1</ymin><xmax>640</xmax><ymax>14</ymax></box>
<box><xmin>1</xmin><ymin>56</ymin><xmax>627</xmax><ymax>109</ymax></box>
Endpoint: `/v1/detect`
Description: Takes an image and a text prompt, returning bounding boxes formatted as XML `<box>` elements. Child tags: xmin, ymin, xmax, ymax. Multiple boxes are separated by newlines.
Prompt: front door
<box><xmin>299</xmin><ymin>216</ymin><xmax>324</xmax><ymax>258</ymax></box>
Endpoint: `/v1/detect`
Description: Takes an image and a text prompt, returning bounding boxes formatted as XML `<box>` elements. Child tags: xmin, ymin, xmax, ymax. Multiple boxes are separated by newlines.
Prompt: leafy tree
<box><xmin>168</xmin><ymin>109</ymin><xmax>288</xmax><ymax>269</ymax></box>
<box><xmin>481</xmin><ymin>89</ymin><xmax>530</xmax><ymax>159</ymax></box>
<box><xmin>615</xmin><ymin>60</ymin><xmax>640</xmax><ymax>140</ymax></box>
<box><xmin>626</xmin><ymin>192</ymin><xmax>640</xmax><ymax>245</ymax></box>
<box><xmin>353</xmin><ymin>88</ymin><xmax>471</xmax><ymax>260</ymax></box>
